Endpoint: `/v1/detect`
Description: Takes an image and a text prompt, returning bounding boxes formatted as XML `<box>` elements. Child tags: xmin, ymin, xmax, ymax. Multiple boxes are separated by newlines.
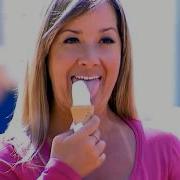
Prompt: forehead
<box><xmin>61</xmin><ymin>2</ymin><xmax>117</xmax><ymax>30</ymax></box>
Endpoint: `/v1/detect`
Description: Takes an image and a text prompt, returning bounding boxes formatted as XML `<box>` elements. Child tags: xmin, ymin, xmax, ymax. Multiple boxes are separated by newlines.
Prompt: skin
<box><xmin>48</xmin><ymin>1</ymin><xmax>121</xmax><ymax>137</ymax></box>
<box><xmin>48</xmin><ymin>1</ymin><xmax>135</xmax><ymax>179</ymax></box>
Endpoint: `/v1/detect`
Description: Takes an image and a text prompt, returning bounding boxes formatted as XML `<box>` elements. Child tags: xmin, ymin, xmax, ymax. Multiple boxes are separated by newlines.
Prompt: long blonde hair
<box><xmin>3</xmin><ymin>0</ymin><xmax>137</xmax><ymax>163</ymax></box>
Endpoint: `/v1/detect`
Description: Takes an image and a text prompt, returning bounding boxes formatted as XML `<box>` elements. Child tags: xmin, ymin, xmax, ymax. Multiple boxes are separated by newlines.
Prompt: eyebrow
<box><xmin>99</xmin><ymin>27</ymin><xmax>118</xmax><ymax>33</ymax></box>
<box><xmin>60</xmin><ymin>27</ymin><xmax>118</xmax><ymax>34</ymax></box>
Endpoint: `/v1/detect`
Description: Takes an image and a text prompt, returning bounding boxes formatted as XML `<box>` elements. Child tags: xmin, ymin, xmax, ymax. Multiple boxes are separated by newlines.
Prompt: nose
<box><xmin>77</xmin><ymin>46</ymin><xmax>100</xmax><ymax>68</ymax></box>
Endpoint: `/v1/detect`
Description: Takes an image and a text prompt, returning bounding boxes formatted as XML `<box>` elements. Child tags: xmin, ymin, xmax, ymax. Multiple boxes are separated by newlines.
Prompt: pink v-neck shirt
<box><xmin>0</xmin><ymin>119</ymin><xmax>180</xmax><ymax>179</ymax></box>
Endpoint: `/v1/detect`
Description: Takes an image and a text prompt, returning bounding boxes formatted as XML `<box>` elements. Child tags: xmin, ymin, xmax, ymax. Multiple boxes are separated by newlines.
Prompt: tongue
<box><xmin>84</xmin><ymin>79</ymin><xmax>100</xmax><ymax>99</ymax></box>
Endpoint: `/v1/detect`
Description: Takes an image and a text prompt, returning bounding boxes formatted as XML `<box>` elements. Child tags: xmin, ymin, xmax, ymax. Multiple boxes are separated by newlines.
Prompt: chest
<box><xmin>84</xmin><ymin>160</ymin><xmax>132</xmax><ymax>180</ymax></box>
<box><xmin>84</xmin><ymin>134</ymin><xmax>135</xmax><ymax>180</ymax></box>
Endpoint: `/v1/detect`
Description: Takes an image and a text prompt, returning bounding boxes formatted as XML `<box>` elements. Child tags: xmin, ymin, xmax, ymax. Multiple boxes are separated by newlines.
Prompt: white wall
<box><xmin>2</xmin><ymin>0</ymin><xmax>180</xmax><ymax>135</ymax></box>
<box><xmin>1</xmin><ymin>0</ymin><xmax>49</xmax><ymax>83</ymax></box>
<box><xmin>122</xmin><ymin>1</ymin><xmax>180</xmax><ymax>135</ymax></box>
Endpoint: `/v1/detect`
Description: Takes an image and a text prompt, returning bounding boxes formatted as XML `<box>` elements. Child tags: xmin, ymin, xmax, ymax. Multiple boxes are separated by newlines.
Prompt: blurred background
<box><xmin>0</xmin><ymin>0</ymin><xmax>180</xmax><ymax>134</ymax></box>
<box><xmin>122</xmin><ymin>0</ymin><xmax>180</xmax><ymax>135</ymax></box>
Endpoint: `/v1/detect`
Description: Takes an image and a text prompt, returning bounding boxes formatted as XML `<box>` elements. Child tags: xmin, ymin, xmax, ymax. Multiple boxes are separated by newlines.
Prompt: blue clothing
<box><xmin>0</xmin><ymin>90</ymin><xmax>17</xmax><ymax>133</ymax></box>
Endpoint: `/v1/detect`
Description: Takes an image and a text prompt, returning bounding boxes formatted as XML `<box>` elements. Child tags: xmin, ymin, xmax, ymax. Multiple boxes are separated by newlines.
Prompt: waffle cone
<box><xmin>71</xmin><ymin>105</ymin><xmax>94</xmax><ymax>124</ymax></box>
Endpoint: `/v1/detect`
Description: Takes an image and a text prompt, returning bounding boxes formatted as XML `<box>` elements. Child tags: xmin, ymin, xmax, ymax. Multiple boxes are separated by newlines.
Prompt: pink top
<box><xmin>0</xmin><ymin>119</ymin><xmax>180</xmax><ymax>179</ymax></box>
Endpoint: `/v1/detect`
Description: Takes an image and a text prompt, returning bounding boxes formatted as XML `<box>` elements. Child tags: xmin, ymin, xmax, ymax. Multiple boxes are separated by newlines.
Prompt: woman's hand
<box><xmin>50</xmin><ymin>115</ymin><xmax>106</xmax><ymax>177</ymax></box>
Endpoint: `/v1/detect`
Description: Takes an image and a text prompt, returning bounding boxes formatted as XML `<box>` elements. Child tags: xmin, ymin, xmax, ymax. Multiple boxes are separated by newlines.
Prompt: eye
<box><xmin>63</xmin><ymin>37</ymin><xmax>79</xmax><ymax>44</ymax></box>
<box><xmin>99</xmin><ymin>37</ymin><xmax>115</xmax><ymax>44</ymax></box>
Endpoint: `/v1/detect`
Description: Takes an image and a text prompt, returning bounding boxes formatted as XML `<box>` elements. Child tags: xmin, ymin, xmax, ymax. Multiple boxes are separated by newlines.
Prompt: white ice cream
<box><xmin>72</xmin><ymin>80</ymin><xmax>91</xmax><ymax>106</ymax></box>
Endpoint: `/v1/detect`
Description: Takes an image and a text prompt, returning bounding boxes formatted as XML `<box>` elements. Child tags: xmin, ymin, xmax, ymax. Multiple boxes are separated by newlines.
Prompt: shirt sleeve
<box><xmin>0</xmin><ymin>160</ymin><xmax>19</xmax><ymax>180</ymax></box>
<box><xmin>37</xmin><ymin>158</ymin><xmax>82</xmax><ymax>180</ymax></box>
<box><xmin>0</xmin><ymin>143</ymin><xmax>81</xmax><ymax>180</ymax></box>
<box><xmin>169</xmin><ymin>134</ymin><xmax>180</xmax><ymax>180</ymax></box>
<box><xmin>0</xmin><ymin>144</ymin><xmax>19</xmax><ymax>180</ymax></box>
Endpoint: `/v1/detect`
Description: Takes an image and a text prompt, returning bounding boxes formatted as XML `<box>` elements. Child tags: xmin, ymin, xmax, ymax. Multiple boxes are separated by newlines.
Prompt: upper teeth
<box><xmin>75</xmin><ymin>76</ymin><xmax>100</xmax><ymax>80</ymax></box>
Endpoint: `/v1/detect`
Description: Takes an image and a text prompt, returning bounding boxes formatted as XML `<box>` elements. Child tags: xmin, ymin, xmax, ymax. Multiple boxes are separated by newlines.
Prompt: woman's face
<box><xmin>48</xmin><ymin>2</ymin><xmax>121</xmax><ymax>112</ymax></box>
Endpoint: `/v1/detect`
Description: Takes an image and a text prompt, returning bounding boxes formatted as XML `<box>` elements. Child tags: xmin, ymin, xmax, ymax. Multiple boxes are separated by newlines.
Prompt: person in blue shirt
<box><xmin>0</xmin><ymin>65</ymin><xmax>17</xmax><ymax>133</ymax></box>
<box><xmin>0</xmin><ymin>89</ymin><xmax>17</xmax><ymax>133</ymax></box>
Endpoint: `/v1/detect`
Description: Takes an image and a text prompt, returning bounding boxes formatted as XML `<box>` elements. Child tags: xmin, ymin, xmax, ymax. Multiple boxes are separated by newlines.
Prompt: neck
<box><xmin>48</xmin><ymin>104</ymin><xmax>73</xmax><ymax>140</ymax></box>
<box><xmin>96</xmin><ymin>106</ymin><xmax>121</xmax><ymax>135</ymax></box>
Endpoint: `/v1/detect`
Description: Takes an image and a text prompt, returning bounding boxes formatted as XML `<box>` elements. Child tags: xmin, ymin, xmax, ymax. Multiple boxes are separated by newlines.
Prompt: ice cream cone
<box><xmin>70</xmin><ymin>80</ymin><xmax>94</xmax><ymax>131</ymax></box>
<box><xmin>71</xmin><ymin>105</ymin><xmax>94</xmax><ymax>124</ymax></box>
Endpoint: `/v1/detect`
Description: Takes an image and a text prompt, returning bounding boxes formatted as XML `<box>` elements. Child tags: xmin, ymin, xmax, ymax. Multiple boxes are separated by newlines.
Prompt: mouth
<box><xmin>71</xmin><ymin>75</ymin><xmax>102</xmax><ymax>83</ymax></box>
<box><xmin>71</xmin><ymin>75</ymin><xmax>102</xmax><ymax>99</ymax></box>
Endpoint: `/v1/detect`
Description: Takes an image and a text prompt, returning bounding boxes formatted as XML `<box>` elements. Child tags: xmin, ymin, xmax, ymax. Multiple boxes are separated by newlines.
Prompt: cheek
<box><xmin>102</xmin><ymin>50</ymin><xmax>121</xmax><ymax>92</ymax></box>
<box><xmin>57</xmin><ymin>47</ymin><xmax>81</xmax><ymax>62</ymax></box>
<box><xmin>48</xmin><ymin>58</ymin><xmax>68</xmax><ymax>93</ymax></box>
<box><xmin>103</xmin><ymin>50</ymin><xmax>121</xmax><ymax>74</ymax></box>
<box><xmin>48</xmin><ymin>50</ymin><xmax>77</xmax><ymax>98</ymax></box>
<box><xmin>49</xmin><ymin>48</ymin><xmax>77</xmax><ymax>77</ymax></box>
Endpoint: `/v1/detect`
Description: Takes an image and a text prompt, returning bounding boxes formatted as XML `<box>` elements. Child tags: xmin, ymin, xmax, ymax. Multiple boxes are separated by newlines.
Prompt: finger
<box><xmin>96</xmin><ymin>153</ymin><xmax>106</xmax><ymax>168</ymax></box>
<box><xmin>74</xmin><ymin>115</ymin><xmax>100</xmax><ymax>138</ymax></box>
<box><xmin>92</xmin><ymin>129</ymin><xmax>101</xmax><ymax>140</ymax></box>
<box><xmin>89</xmin><ymin>130</ymin><xmax>101</xmax><ymax>144</ymax></box>
<box><xmin>95</xmin><ymin>140</ymin><xmax>106</xmax><ymax>156</ymax></box>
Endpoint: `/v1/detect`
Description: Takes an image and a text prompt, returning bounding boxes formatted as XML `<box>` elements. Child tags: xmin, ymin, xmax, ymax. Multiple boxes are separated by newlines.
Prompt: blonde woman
<box><xmin>0</xmin><ymin>0</ymin><xmax>180</xmax><ymax>179</ymax></box>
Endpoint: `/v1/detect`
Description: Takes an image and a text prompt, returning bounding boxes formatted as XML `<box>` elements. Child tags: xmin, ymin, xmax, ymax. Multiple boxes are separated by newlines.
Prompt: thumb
<box><xmin>75</xmin><ymin>115</ymin><xmax>100</xmax><ymax>137</ymax></box>
<box><xmin>57</xmin><ymin>129</ymin><xmax>74</xmax><ymax>140</ymax></box>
